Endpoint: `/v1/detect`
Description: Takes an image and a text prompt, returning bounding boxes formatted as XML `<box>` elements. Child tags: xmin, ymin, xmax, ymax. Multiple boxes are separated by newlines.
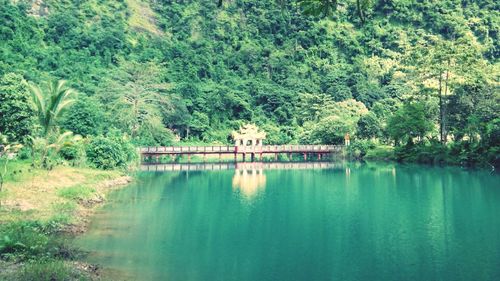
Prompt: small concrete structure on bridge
<box><xmin>140</xmin><ymin>124</ymin><xmax>344</xmax><ymax>163</ymax></box>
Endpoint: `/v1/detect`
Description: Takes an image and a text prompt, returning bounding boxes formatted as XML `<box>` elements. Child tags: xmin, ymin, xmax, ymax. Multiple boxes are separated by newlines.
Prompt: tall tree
<box><xmin>98</xmin><ymin>61</ymin><xmax>175</xmax><ymax>145</ymax></box>
<box><xmin>0</xmin><ymin>73</ymin><xmax>36</xmax><ymax>143</ymax></box>
<box><xmin>407</xmin><ymin>34</ymin><xmax>485</xmax><ymax>143</ymax></box>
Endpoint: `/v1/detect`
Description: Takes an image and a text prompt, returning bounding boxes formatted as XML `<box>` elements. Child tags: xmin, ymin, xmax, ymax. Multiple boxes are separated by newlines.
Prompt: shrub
<box><xmin>0</xmin><ymin>221</ymin><xmax>64</xmax><ymax>261</ymax></box>
<box><xmin>347</xmin><ymin>139</ymin><xmax>376</xmax><ymax>159</ymax></box>
<box><xmin>85</xmin><ymin>135</ymin><xmax>137</xmax><ymax>169</ymax></box>
<box><xmin>61</xmin><ymin>97</ymin><xmax>105</xmax><ymax>137</ymax></box>
<box><xmin>59</xmin><ymin>142</ymin><xmax>86</xmax><ymax>166</ymax></box>
<box><xmin>85</xmin><ymin>136</ymin><xmax>124</xmax><ymax>169</ymax></box>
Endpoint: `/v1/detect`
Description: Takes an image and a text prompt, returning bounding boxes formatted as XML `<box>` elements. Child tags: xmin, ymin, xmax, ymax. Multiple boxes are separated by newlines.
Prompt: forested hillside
<box><xmin>0</xmin><ymin>0</ymin><xmax>499</xmax><ymax>165</ymax></box>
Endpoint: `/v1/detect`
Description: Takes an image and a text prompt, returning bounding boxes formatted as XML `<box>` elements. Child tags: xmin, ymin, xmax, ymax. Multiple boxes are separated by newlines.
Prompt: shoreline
<box><xmin>59</xmin><ymin>175</ymin><xmax>133</xmax><ymax>235</ymax></box>
<box><xmin>0</xmin><ymin>163</ymin><xmax>135</xmax><ymax>280</ymax></box>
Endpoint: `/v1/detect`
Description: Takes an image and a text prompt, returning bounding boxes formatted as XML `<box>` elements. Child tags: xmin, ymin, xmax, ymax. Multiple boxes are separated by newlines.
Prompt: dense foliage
<box><xmin>0</xmin><ymin>0</ymin><xmax>498</xmax><ymax>166</ymax></box>
<box><xmin>85</xmin><ymin>134</ymin><xmax>137</xmax><ymax>170</ymax></box>
<box><xmin>0</xmin><ymin>73</ymin><xmax>35</xmax><ymax>143</ymax></box>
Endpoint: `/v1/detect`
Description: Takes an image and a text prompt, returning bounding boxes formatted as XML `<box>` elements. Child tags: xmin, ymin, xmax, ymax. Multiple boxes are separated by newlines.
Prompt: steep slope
<box><xmin>0</xmin><ymin>0</ymin><xmax>498</xmax><ymax>145</ymax></box>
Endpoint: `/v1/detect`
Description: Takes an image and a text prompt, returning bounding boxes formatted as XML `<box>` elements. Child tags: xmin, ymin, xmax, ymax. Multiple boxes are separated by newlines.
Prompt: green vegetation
<box><xmin>0</xmin><ymin>73</ymin><xmax>35</xmax><ymax>143</ymax></box>
<box><xmin>1</xmin><ymin>0</ymin><xmax>497</xmax><ymax>167</ymax></box>
<box><xmin>0</xmin><ymin>160</ymin><xmax>128</xmax><ymax>280</ymax></box>
<box><xmin>0</xmin><ymin>221</ymin><xmax>89</xmax><ymax>280</ymax></box>
<box><xmin>0</xmin><ymin>2</ymin><xmax>498</xmax><ymax>278</ymax></box>
<box><xmin>57</xmin><ymin>186</ymin><xmax>95</xmax><ymax>201</ymax></box>
<box><xmin>18</xmin><ymin>259</ymin><xmax>87</xmax><ymax>281</ymax></box>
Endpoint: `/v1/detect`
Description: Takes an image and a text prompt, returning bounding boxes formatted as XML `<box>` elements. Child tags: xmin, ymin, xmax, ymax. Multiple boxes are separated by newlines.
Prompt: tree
<box><xmin>357</xmin><ymin>112</ymin><xmax>381</xmax><ymax>140</ymax></box>
<box><xmin>295</xmin><ymin>0</ymin><xmax>372</xmax><ymax>23</ymax></box>
<box><xmin>61</xmin><ymin>96</ymin><xmax>105</xmax><ymax>137</ymax></box>
<box><xmin>97</xmin><ymin>61</ymin><xmax>175</xmax><ymax>145</ymax></box>
<box><xmin>0</xmin><ymin>73</ymin><xmax>36</xmax><ymax>143</ymax></box>
<box><xmin>407</xmin><ymin>34</ymin><xmax>485</xmax><ymax>143</ymax></box>
<box><xmin>301</xmin><ymin>115</ymin><xmax>351</xmax><ymax>144</ymax></box>
<box><xmin>386</xmin><ymin>102</ymin><xmax>434</xmax><ymax>145</ymax></box>
<box><xmin>29</xmin><ymin>80</ymin><xmax>77</xmax><ymax>137</ymax></box>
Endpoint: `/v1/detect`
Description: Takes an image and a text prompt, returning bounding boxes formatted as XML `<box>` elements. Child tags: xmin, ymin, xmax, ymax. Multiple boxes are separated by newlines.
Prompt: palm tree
<box><xmin>29</xmin><ymin>80</ymin><xmax>77</xmax><ymax>136</ymax></box>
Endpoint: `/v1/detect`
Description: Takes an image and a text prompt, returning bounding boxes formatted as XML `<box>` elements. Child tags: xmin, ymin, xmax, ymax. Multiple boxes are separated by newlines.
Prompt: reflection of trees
<box><xmin>232</xmin><ymin>168</ymin><xmax>266</xmax><ymax>198</ymax></box>
<box><xmin>79</xmin><ymin>165</ymin><xmax>500</xmax><ymax>281</ymax></box>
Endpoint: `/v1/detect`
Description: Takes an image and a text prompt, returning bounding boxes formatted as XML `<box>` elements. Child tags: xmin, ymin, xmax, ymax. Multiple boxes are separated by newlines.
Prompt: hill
<box><xmin>0</xmin><ymin>0</ymin><xmax>498</xmax><ymax>164</ymax></box>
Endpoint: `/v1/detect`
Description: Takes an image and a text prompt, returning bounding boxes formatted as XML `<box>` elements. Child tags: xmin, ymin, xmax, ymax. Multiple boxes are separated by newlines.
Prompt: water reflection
<box><xmin>140</xmin><ymin>161</ymin><xmax>344</xmax><ymax>172</ymax></box>
<box><xmin>232</xmin><ymin>164</ymin><xmax>267</xmax><ymax>198</ymax></box>
<box><xmin>78</xmin><ymin>163</ymin><xmax>500</xmax><ymax>281</ymax></box>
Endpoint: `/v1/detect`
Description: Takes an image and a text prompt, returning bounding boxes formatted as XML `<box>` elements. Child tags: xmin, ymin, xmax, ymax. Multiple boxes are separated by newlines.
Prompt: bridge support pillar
<box><xmin>288</xmin><ymin>153</ymin><xmax>292</xmax><ymax>161</ymax></box>
<box><xmin>274</xmin><ymin>153</ymin><xmax>278</xmax><ymax>161</ymax></box>
<box><xmin>219</xmin><ymin>153</ymin><xmax>222</xmax><ymax>162</ymax></box>
<box><xmin>155</xmin><ymin>155</ymin><xmax>160</xmax><ymax>163</ymax></box>
<box><xmin>203</xmin><ymin>154</ymin><xmax>206</xmax><ymax>162</ymax></box>
<box><xmin>303</xmin><ymin>153</ymin><xmax>307</xmax><ymax>161</ymax></box>
<box><xmin>234</xmin><ymin>153</ymin><xmax>237</xmax><ymax>162</ymax></box>
<box><xmin>251</xmin><ymin>153</ymin><xmax>255</xmax><ymax>162</ymax></box>
<box><xmin>242</xmin><ymin>153</ymin><xmax>246</xmax><ymax>162</ymax></box>
<box><xmin>318</xmin><ymin>153</ymin><xmax>322</xmax><ymax>160</ymax></box>
<box><xmin>187</xmin><ymin>154</ymin><xmax>191</xmax><ymax>163</ymax></box>
<box><xmin>260</xmin><ymin>153</ymin><xmax>263</xmax><ymax>161</ymax></box>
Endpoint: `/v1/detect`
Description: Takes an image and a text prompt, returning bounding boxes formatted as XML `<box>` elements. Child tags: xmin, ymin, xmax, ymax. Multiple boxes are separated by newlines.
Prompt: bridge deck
<box><xmin>140</xmin><ymin>145</ymin><xmax>344</xmax><ymax>155</ymax></box>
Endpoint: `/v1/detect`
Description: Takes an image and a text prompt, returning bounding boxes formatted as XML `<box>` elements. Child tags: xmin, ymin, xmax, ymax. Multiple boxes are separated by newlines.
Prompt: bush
<box><xmin>85</xmin><ymin>135</ymin><xmax>137</xmax><ymax>169</ymax></box>
<box><xmin>365</xmin><ymin>145</ymin><xmax>394</xmax><ymax>160</ymax></box>
<box><xmin>59</xmin><ymin>142</ymin><xmax>86</xmax><ymax>167</ymax></box>
<box><xmin>61</xmin><ymin>97</ymin><xmax>105</xmax><ymax>137</ymax></box>
<box><xmin>394</xmin><ymin>141</ymin><xmax>448</xmax><ymax>164</ymax></box>
<box><xmin>347</xmin><ymin>140</ymin><xmax>376</xmax><ymax>159</ymax></box>
<box><xmin>85</xmin><ymin>136</ymin><xmax>125</xmax><ymax>169</ymax></box>
<box><xmin>0</xmin><ymin>221</ymin><xmax>68</xmax><ymax>262</ymax></box>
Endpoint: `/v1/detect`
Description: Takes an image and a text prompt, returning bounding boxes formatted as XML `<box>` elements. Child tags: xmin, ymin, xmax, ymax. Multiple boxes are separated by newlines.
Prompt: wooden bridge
<box><xmin>140</xmin><ymin>145</ymin><xmax>345</xmax><ymax>163</ymax></box>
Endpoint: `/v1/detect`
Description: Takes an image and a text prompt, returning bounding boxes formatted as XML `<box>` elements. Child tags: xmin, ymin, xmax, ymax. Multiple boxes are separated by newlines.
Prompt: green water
<box><xmin>77</xmin><ymin>162</ymin><xmax>500</xmax><ymax>281</ymax></box>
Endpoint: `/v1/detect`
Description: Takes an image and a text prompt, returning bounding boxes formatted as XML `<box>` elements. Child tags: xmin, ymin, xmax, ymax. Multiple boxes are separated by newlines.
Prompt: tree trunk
<box><xmin>356</xmin><ymin>0</ymin><xmax>366</xmax><ymax>24</ymax></box>
<box><xmin>439</xmin><ymin>75</ymin><xmax>444</xmax><ymax>143</ymax></box>
<box><xmin>442</xmin><ymin>62</ymin><xmax>450</xmax><ymax>144</ymax></box>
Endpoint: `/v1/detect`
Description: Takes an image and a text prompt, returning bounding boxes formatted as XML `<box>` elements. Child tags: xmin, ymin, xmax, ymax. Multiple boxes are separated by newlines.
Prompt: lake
<box><xmin>77</xmin><ymin>162</ymin><xmax>500</xmax><ymax>281</ymax></box>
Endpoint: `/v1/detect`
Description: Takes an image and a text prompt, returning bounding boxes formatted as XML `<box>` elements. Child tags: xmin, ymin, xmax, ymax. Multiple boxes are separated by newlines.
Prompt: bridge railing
<box><xmin>140</xmin><ymin>145</ymin><xmax>344</xmax><ymax>154</ymax></box>
<box><xmin>140</xmin><ymin>146</ymin><xmax>237</xmax><ymax>153</ymax></box>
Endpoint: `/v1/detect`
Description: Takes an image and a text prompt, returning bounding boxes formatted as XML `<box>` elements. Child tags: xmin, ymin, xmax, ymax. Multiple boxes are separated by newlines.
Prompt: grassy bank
<box><xmin>0</xmin><ymin>160</ymin><xmax>132</xmax><ymax>281</ymax></box>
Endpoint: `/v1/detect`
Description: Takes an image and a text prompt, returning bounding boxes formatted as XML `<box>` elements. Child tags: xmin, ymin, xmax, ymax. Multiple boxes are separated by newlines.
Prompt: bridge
<box><xmin>140</xmin><ymin>145</ymin><xmax>345</xmax><ymax>163</ymax></box>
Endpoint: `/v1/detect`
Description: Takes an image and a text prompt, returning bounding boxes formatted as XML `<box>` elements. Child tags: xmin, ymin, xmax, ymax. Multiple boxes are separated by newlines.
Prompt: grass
<box><xmin>57</xmin><ymin>186</ymin><xmax>96</xmax><ymax>201</ymax></box>
<box><xmin>0</xmin><ymin>221</ymin><xmax>60</xmax><ymax>262</ymax></box>
<box><xmin>0</xmin><ymin>160</ymin><xmax>132</xmax><ymax>280</ymax></box>
<box><xmin>17</xmin><ymin>259</ymin><xmax>87</xmax><ymax>281</ymax></box>
<box><xmin>0</xmin><ymin>161</ymin><xmax>124</xmax><ymax>222</ymax></box>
